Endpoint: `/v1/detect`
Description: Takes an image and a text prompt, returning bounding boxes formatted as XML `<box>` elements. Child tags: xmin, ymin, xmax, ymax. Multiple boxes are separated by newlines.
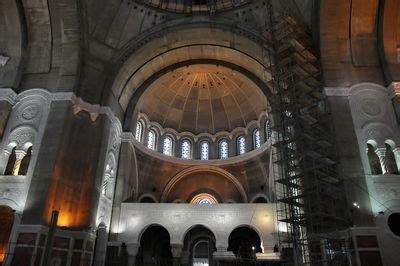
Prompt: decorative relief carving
<box><xmin>360</xmin><ymin>98</ymin><xmax>382</xmax><ymax>117</ymax></box>
<box><xmin>21</xmin><ymin>104</ymin><xmax>40</xmax><ymax>121</ymax></box>
<box><xmin>9</xmin><ymin>127</ymin><xmax>36</xmax><ymax>148</ymax></box>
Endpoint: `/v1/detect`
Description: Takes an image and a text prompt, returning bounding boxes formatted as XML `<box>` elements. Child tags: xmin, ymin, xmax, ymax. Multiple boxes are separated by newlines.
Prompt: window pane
<box><xmin>238</xmin><ymin>136</ymin><xmax>246</xmax><ymax>155</ymax></box>
<box><xmin>265</xmin><ymin>121</ymin><xmax>271</xmax><ymax>140</ymax></box>
<box><xmin>219</xmin><ymin>140</ymin><xmax>229</xmax><ymax>159</ymax></box>
<box><xmin>147</xmin><ymin>130</ymin><xmax>156</xmax><ymax>150</ymax></box>
<box><xmin>182</xmin><ymin>140</ymin><xmax>191</xmax><ymax>159</ymax></box>
<box><xmin>200</xmin><ymin>141</ymin><xmax>209</xmax><ymax>160</ymax></box>
<box><xmin>163</xmin><ymin>136</ymin><xmax>173</xmax><ymax>156</ymax></box>
<box><xmin>135</xmin><ymin>122</ymin><xmax>143</xmax><ymax>142</ymax></box>
<box><xmin>254</xmin><ymin>129</ymin><xmax>261</xmax><ymax>149</ymax></box>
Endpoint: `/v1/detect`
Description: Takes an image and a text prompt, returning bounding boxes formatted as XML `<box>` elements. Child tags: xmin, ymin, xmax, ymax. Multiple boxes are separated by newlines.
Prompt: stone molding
<box><xmin>0</xmin><ymin>88</ymin><xmax>122</xmax><ymax>131</ymax></box>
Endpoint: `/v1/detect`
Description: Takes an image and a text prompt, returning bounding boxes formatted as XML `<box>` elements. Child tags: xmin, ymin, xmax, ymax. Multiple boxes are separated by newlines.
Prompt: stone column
<box><xmin>93</xmin><ymin>223</ymin><xmax>107</xmax><ymax>266</ymax></box>
<box><xmin>375</xmin><ymin>148</ymin><xmax>389</xmax><ymax>174</ymax></box>
<box><xmin>12</xmin><ymin>150</ymin><xmax>26</xmax><ymax>176</ymax></box>
<box><xmin>126</xmin><ymin>243</ymin><xmax>139</xmax><ymax>266</ymax></box>
<box><xmin>171</xmin><ymin>243</ymin><xmax>183</xmax><ymax>266</ymax></box>
<box><xmin>391</xmin><ymin>148</ymin><xmax>400</xmax><ymax>174</ymax></box>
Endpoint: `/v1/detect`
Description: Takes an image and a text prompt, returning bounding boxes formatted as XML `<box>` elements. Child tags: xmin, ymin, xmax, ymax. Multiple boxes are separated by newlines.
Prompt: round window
<box><xmin>388</xmin><ymin>213</ymin><xmax>400</xmax><ymax>236</ymax></box>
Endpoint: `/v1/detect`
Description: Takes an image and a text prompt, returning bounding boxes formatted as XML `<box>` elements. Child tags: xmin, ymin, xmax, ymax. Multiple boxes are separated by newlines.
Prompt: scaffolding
<box><xmin>264</xmin><ymin>3</ymin><xmax>350</xmax><ymax>265</ymax></box>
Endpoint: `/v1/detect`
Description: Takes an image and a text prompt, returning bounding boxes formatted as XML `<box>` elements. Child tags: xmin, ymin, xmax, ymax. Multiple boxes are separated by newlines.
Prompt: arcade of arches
<box><xmin>0</xmin><ymin>0</ymin><xmax>400</xmax><ymax>265</ymax></box>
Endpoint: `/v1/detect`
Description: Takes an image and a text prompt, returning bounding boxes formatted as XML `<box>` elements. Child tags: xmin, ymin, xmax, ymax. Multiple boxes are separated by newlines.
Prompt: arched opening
<box><xmin>219</xmin><ymin>139</ymin><xmax>229</xmax><ymax>159</ymax></box>
<box><xmin>183</xmin><ymin>225</ymin><xmax>216</xmax><ymax>266</ymax></box>
<box><xmin>19</xmin><ymin>147</ymin><xmax>32</xmax><ymax>176</ymax></box>
<box><xmin>0</xmin><ymin>206</ymin><xmax>14</xmax><ymax>264</ymax></box>
<box><xmin>190</xmin><ymin>193</ymin><xmax>218</xmax><ymax>204</ymax></box>
<box><xmin>265</xmin><ymin>120</ymin><xmax>271</xmax><ymax>141</ymax></box>
<box><xmin>253</xmin><ymin>129</ymin><xmax>261</xmax><ymax>149</ymax></box>
<box><xmin>228</xmin><ymin>226</ymin><xmax>262</xmax><ymax>261</ymax></box>
<box><xmin>367</xmin><ymin>144</ymin><xmax>382</xmax><ymax>174</ymax></box>
<box><xmin>139</xmin><ymin>196</ymin><xmax>157</xmax><ymax>203</ymax></box>
<box><xmin>4</xmin><ymin>147</ymin><xmax>16</xmax><ymax>175</ymax></box>
<box><xmin>385</xmin><ymin>143</ymin><xmax>398</xmax><ymax>174</ymax></box>
<box><xmin>237</xmin><ymin>136</ymin><xmax>246</xmax><ymax>155</ymax></box>
<box><xmin>162</xmin><ymin>166</ymin><xmax>247</xmax><ymax>203</ymax></box>
<box><xmin>200</xmin><ymin>141</ymin><xmax>210</xmax><ymax>160</ymax></box>
<box><xmin>136</xmin><ymin>225</ymin><xmax>172</xmax><ymax>265</ymax></box>
<box><xmin>135</xmin><ymin>120</ymin><xmax>144</xmax><ymax>142</ymax></box>
<box><xmin>181</xmin><ymin>139</ymin><xmax>192</xmax><ymax>159</ymax></box>
<box><xmin>163</xmin><ymin>136</ymin><xmax>174</xmax><ymax>156</ymax></box>
<box><xmin>146</xmin><ymin>129</ymin><xmax>157</xmax><ymax>151</ymax></box>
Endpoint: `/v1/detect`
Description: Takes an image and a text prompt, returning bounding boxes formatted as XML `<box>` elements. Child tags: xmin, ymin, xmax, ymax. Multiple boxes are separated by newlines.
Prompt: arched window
<box><xmin>181</xmin><ymin>139</ymin><xmax>192</xmax><ymax>159</ymax></box>
<box><xmin>4</xmin><ymin>147</ymin><xmax>16</xmax><ymax>175</ymax></box>
<box><xmin>19</xmin><ymin>147</ymin><xmax>33</xmax><ymax>176</ymax></box>
<box><xmin>163</xmin><ymin>136</ymin><xmax>173</xmax><ymax>156</ymax></box>
<box><xmin>135</xmin><ymin>121</ymin><xmax>143</xmax><ymax>142</ymax></box>
<box><xmin>367</xmin><ymin>144</ymin><xmax>382</xmax><ymax>174</ymax></box>
<box><xmin>147</xmin><ymin>129</ymin><xmax>156</xmax><ymax>150</ymax></box>
<box><xmin>219</xmin><ymin>140</ymin><xmax>229</xmax><ymax>159</ymax></box>
<box><xmin>190</xmin><ymin>193</ymin><xmax>218</xmax><ymax>204</ymax></box>
<box><xmin>265</xmin><ymin>120</ymin><xmax>271</xmax><ymax>140</ymax></box>
<box><xmin>237</xmin><ymin>136</ymin><xmax>246</xmax><ymax>155</ymax></box>
<box><xmin>200</xmin><ymin>141</ymin><xmax>209</xmax><ymax>160</ymax></box>
<box><xmin>253</xmin><ymin>129</ymin><xmax>261</xmax><ymax>149</ymax></box>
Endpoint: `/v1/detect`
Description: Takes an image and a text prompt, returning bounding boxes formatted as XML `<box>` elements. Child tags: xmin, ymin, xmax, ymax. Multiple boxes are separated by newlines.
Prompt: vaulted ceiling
<box><xmin>136</xmin><ymin>64</ymin><xmax>267</xmax><ymax>134</ymax></box>
<box><xmin>0</xmin><ymin>0</ymin><xmax>399</xmax><ymax>109</ymax></box>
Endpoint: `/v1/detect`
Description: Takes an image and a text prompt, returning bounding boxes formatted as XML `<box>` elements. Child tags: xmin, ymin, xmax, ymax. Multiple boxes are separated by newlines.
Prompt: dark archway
<box><xmin>4</xmin><ymin>147</ymin><xmax>16</xmax><ymax>175</ymax></box>
<box><xmin>367</xmin><ymin>144</ymin><xmax>382</xmax><ymax>174</ymax></box>
<box><xmin>0</xmin><ymin>206</ymin><xmax>14</xmax><ymax>264</ymax></box>
<box><xmin>19</xmin><ymin>147</ymin><xmax>32</xmax><ymax>176</ymax></box>
<box><xmin>136</xmin><ymin>225</ymin><xmax>172</xmax><ymax>265</ymax></box>
<box><xmin>183</xmin><ymin>225</ymin><xmax>216</xmax><ymax>266</ymax></box>
<box><xmin>228</xmin><ymin>226</ymin><xmax>262</xmax><ymax>261</ymax></box>
<box><xmin>139</xmin><ymin>196</ymin><xmax>156</xmax><ymax>203</ymax></box>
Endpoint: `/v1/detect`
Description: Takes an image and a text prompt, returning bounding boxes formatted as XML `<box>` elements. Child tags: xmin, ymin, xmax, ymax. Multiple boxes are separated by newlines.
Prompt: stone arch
<box><xmin>136</xmin><ymin>224</ymin><xmax>173</xmax><ymax>265</ymax></box>
<box><xmin>161</xmin><ymin>165</ymin><xmax>248</xmax><ymax>203</ymax></box>
<box><xmin>250</xmin><ymin>193</ymin><xmax>269</xmax><ymax>203</ymax></box>
<box><xmin>182</xmin><ymin>224</ymin><xmax>217</xmax><ymax>266</ymax></box>
<box><xmin>181</xmin><ymin>224</ymin><xmax>217</xmax><ymax>244</ymax></box>
<box><xmin>228</xmin><ymin>225</ymin><xmax>263</xmax><ymax>258</ymax></box>
<box><xmin>363</xmin><ymin>122</ymin><xmax>397</xmax><ymax>148</ymax></box>
<box><xmin>138</xmin><ymin>193</ymin><xmax>159</xmax><ymax>203</ymax></box>
<box><xmin>112</xmin><ymin>21</ymin><xmax>271</xmax><ymax>109</ymax></box>
<box><xmin>137</xmin><ymin>223</ymin><xmax>171</xmax><ymax>244</ymax></box>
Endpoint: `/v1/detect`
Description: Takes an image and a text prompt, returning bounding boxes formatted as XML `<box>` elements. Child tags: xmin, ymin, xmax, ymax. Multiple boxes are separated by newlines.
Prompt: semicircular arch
<box><xmin>161</xmin><ymin>165</ymin><xmax>248</xmax><ymax>203</ymax></box>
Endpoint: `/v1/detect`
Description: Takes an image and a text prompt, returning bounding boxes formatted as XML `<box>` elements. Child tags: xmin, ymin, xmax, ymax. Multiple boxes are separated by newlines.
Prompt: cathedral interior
<box><xmin>0</xmin><ymin>0</ymin><xmax>400</xmax><ymax>265</ymax></box>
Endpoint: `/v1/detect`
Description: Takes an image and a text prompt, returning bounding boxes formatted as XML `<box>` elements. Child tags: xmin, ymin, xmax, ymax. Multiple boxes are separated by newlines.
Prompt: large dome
<box><xmin>135</xmin><ymin>64</ymin><xmax>268</xmax><ymax>135</ymax></box>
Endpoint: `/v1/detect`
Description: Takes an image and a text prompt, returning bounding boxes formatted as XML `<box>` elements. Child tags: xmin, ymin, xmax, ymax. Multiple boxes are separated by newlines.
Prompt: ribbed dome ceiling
<box><xmin>137</xmin><ymin>0</ymin><xmax>251</xmax><ymax>13</ymax></box>
<box><xmin>136</xmin><ymin>64</ymin><xmax>268</xmax><ymax>135</ymax></box>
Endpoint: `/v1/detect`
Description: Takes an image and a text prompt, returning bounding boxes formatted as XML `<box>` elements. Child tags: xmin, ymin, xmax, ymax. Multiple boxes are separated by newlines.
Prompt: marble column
<box><xmin>392</xmin><ymin>148</ymin><xmax>400</xmax><ymax>174</ymax></box>
<box><xmin>375</xmin><ymin>148</ymin><xmax>389</xmax><ymax>174</ymax></box>
<box><xmin>93</xmin><ymin>222</ymin><xmax>107</xmax><ymax>266</ymax></box>
<box><xmin>12</xmin><ymin>150</ymin><xmax>26</xmax><ymax>176</ymax></box>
